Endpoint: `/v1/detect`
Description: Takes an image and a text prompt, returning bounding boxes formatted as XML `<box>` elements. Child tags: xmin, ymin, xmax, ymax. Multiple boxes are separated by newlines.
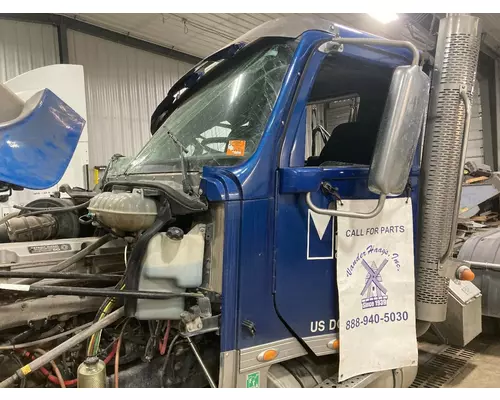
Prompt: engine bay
<box><xmin>0</xmin><ymin>179</ymin><xmax>221</xmax><ymax>388</ymax></box>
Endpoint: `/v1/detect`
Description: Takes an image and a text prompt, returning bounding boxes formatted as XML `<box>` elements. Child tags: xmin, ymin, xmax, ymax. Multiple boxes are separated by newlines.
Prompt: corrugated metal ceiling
<box><xmin>64</xmin><ymin>13</ymin><xmax>437</xmax><ymax>59</ymax></box>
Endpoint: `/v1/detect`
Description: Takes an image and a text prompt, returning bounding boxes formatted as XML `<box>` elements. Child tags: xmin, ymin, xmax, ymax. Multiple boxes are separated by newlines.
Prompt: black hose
<box><xmin>0</xmin><ymin>327</ymin><xmax>36</xmax><ymax>346</ymax></box>
<box><xmin>0</xmin><ymin>322</ymin><xmax>93</xmax><ymax>350</ymax></box>
<box><xmin>0</xmin><ymin>270</ymin><xmax>122</xmax><ymax>282</ymax></box>
<box><xmin>14</xmin><ymin>200</ymin><xmax>91</xmax><ymax>213</ymax></box>
<box><xmin>160</xmin><ymin>333</ymin><xmax>181</xmax><ymax>388</ymax></box>
<box><xmin>124</xmin><ymin>198</ymin><xmax>173</xmax><ymax>317</ymax></box>
<box><xmin>38</xmin><ymin>323</ymin><xmax>66</xmax><ymax>340</ymax></box>
<box><xmin>0</xmin><ymin>284</ymin><xmax>202</xmax><ymax>300</ymax></box>
<box><xmin>16</xmin><ymin>233</ymin><xmax>115</xmax><ymax>285</ymax></box>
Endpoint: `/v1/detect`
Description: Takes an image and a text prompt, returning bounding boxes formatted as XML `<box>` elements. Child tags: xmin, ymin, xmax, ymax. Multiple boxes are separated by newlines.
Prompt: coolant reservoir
<box><xmin>135</xmin><ymin>224</ymin><xmax>206</xmax><ymax>320</ymax></box>
<box><xmin>88</xmin><ymin>189</ymin><xmax>157</xmax><ymax>233</ymax></box>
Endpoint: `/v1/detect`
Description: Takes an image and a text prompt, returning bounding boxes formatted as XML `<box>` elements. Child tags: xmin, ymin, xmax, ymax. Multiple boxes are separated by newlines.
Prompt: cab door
<box><xmin>272</xmin><ymin>47</ymin><xmax>419</xmax><ymax>357</ymax></box>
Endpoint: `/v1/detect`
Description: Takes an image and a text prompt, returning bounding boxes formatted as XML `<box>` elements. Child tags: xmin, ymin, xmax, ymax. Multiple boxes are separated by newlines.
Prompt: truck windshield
<box><xmin>126</xmin><ymin>39</ymin><xmax>296</xmax><ymax>174</ymax></box>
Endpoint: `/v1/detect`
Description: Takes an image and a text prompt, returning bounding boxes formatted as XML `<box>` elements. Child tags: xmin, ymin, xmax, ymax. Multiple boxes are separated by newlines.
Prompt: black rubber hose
<box><xmin>124</xmin><ymin>198</ymin><xmax>173</xmax><ymax>317</ymax></box>
<box><xmin>38</xmin><ymin>323</ymin><xmax>66</xmax><ymax>340</ymax></box>
<box><xmin>16</xmin><ymin>233</ymin><xmax>115</xmax><ymax>285</ymax></box>
<box><xmin>13</xmin><ymin>200</ymin><xmax>91</xmax><ymax>213</ymax></box>
<box><xmin>0</xmin><ymin>270</ymin><xmax>122</xmax><ymax>282</ymax></box>
<box><xmin>0</xmin><ymin>284</ymin><xmax>203</xmax><ymax>300</ymax></box>
<box><xmin>0</xmin><ymin>322</ymin><xmax>93</xmax><ymax>350</ymax></box>
<box><xmin>160</xmin><ymin>333</ymin><xmax>181</xmax><ymax>388</ymax></box>
<box><xmin>0</xmin><ymin>327</ymin><xmax>35</xmax><ymax>346</ymax></box>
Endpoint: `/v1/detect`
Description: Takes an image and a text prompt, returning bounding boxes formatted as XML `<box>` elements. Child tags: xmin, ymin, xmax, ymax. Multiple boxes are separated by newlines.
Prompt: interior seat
<box><xmin>307</xmin><ymin>121</ymin><xmax>379</xmax><ymax>166</ymax></box>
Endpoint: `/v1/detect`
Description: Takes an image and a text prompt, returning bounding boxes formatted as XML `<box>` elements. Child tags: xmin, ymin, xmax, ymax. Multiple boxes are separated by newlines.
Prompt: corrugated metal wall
<box><xmin>0</xmin><ymin>17</ymin><xmax>488</xmax><ymax>171</ymax></box>
<box><xmin>0</xmin><ymin>19</ymin><xmax>59</xmax><ymax>82</ymax></box>
<box><xmin>67</xmin><ymin>30</ymin><xmax>194</xmax><ymax>168</ymax></box>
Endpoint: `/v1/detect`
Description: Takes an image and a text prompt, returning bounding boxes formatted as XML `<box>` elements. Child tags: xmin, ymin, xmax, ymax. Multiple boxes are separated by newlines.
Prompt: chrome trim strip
<box><xmin>303</xmin><ymin>333</ymin><xmax>339</xmax><ymax>356</ymax></box>
<box><xmin>239</xmin><ymin>337</ymin><xmax>307</xmax><ymax>373</ymax></box>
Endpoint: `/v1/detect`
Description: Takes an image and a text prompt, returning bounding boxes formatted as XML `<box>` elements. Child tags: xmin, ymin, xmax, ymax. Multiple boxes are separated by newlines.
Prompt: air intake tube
<box><xmin>416</xmin><ymin>14</ymin><xmax>481</xmax><ymax>323</ymax></box>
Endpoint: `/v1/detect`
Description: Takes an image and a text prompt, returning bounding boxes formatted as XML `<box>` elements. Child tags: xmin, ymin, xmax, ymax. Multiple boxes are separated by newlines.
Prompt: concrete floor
<box><xmin>417</xmin><ymin>333</ymin><xmax>500</xmax><ymax>388</ymax></box>
<box><xmin>446</xmin><ymin>337</ymin><xmax>500</xmax><ymax>388</ymax></box>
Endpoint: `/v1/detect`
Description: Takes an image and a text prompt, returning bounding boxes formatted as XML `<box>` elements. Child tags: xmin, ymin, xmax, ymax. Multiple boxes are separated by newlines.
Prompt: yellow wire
<box><xmin>88</xmin><ymin>244</ymin><xmax>129</xmax><ymax>356</ymax></box>
<box><xmin>87</xmin><ymin>283</ymin><xmax>126</xmax><ymax>356</ymax></box>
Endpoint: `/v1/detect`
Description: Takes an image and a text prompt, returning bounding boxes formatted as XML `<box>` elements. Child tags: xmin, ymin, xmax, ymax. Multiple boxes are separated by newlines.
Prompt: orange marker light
<box><xmin>327</xmin><ymin>339</ymin><xmax>339</xmax><ymax>351</ymax></box>
<box><xmin>456</xmin><ymin>266</ymin><xmax>475</xmax><ymax>281</ymax></box>
<box><xmin>460</xmin><ymin>268</ymin><xmax>475</xmax><ymax>281</ymax></box>
<box><xmin>257</xmin><ymin>349</ymin><xmax>279</xmax><ymax>362</ymax></box>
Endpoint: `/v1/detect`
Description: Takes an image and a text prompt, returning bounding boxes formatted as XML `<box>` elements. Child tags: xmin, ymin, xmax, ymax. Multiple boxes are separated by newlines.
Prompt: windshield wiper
<box><xmin>166</xmin><ymin>131</ymin><xmax>194</xmax><ymax>196</ymax></box>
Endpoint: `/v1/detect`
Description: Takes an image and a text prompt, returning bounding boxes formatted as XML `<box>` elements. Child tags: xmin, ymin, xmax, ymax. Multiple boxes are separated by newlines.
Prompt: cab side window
<box><xmin>303</xmin><ymin>54</ymin><xmax>393</xmax><ymax>168</ymax></box>
<box><xmin>306</xmin><ymin>95</ymin><xmax>360</xmax><ymax>160</ymax></box>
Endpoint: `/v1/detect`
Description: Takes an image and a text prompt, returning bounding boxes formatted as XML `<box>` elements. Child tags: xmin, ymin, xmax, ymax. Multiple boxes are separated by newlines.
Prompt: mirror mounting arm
<box><xmin>323</xmin><ymin>38</ymin><xmax>420</xmax><ymax>67</ymax></box>
<box><xmin>305</xmin><ymin>192</ymin><xmax>387</xmax><ymax>219</ymax></box>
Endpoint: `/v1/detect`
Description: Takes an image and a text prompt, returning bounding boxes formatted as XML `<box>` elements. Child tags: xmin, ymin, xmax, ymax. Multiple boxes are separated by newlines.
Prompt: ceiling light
<box><xmin>368</xmin><ymin>13</ymin><xmax>399</xmax><ymax>24</ymax></box>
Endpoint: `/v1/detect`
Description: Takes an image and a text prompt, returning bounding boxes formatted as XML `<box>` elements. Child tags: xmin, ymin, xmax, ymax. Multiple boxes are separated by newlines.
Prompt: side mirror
<box><xmin>305</xmin><ymin>65</ymin><xmax>430</xmax><ymax>219</ymax></box>
<box><xmin>368</xmin><ymin>65</ymin><xmax>430</xmax><ymax>196</ymax></box>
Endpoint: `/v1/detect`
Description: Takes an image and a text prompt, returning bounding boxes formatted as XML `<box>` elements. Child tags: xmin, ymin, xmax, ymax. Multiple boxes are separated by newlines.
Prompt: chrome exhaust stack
<box><xmin>416</xmin><ymin>14</ymin><xmax>481</xmax><ymax>323</ymax></box>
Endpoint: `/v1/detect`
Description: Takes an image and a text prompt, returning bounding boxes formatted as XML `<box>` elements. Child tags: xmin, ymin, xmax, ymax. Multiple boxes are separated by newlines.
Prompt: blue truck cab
<box><xmin>0</xmin><ymin>14</ymin><xmax>483</xmax><ymax>389</ymax></box>
<box><xmin>100</xmin><ymin>14</ymin><xmax>480</xmax><ymax>388</ymax></box>
<box><xmin>112</xmin><ymin>15</ymin><xmax>424</xmax><ymax>387</ymax></box>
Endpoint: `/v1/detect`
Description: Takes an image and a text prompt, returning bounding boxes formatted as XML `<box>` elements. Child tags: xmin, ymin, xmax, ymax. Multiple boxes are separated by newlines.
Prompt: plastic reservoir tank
<box><xmin>135</xmin><ymin>224</ymin><xmax>206</xmax><ymax>320</ymax></box>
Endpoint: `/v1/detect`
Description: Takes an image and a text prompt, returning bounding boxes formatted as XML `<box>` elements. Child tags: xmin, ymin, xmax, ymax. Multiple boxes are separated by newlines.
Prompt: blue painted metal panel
<box><xmin>219</xmin><ymin>200</ymin><xmax>242</xmax><ymax>352</ymax></box>
<box><xmin>0</xmin><ymin>89</ymin><xmax>85</xmax><ymax>189</ymax></box>
<box><xmin>200</xmin><ymin>169</ymin><xmax>242</xmax><ymax>202</ymax></box>
<box><xmin>279</xmin><ymin>166</ymin><xmax>421</xmax><ymax>194</ymax></box>
<box><xmin>219</xmin><ymin>199</ymin><xmax>296</xmax><ymax>352</ymax></box>
<box><xmin>274</xmin><ymin>190</ymin><xmax>339</xmax><ymax>337</ymax></box>
<box><xmin>274</xmin><ymin>172</ymin><xmax>419</xmax><ymax>339</ymax></box>
<box><xmin>236</xmin><ymin>198</ymin><xmax>292</xmax><ymax>349</ymax></box>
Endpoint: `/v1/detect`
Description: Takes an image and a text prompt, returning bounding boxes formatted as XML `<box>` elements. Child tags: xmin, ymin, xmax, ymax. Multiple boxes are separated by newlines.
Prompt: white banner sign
<box><xmin>336</xmin><ymin>198</ymin><xmax>418</xmax><ymax>382</ymax></box>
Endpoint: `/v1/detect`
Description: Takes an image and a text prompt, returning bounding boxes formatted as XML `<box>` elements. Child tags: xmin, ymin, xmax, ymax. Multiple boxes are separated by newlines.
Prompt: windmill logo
<box><xmin>361</xmin><ymin>258</ymin><xmax>388</xmax><ymax>309</ymax></box>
